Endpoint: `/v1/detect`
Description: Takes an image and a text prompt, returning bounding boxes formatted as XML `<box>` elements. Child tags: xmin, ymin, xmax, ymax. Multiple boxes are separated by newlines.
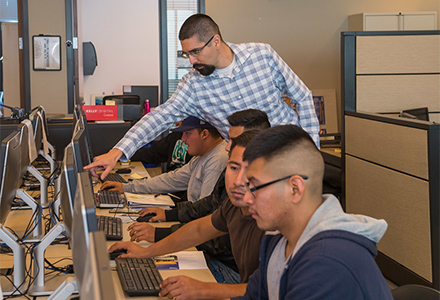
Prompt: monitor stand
<box><xmin>0</xmin><ymin>225</ymin><xmax>26</xmax><ymax>296</ymax></box>
<box><xmin>28</xmin><ymin>222</ymin><xmax>73</xmax><ymax>296</ymax></box>
<box><xmin>47</xmin><ymin>276</ymin><xmax>78</xmax><ymax>300</ymax></box>
<box><xmin>16</xmin><ymin>189</ymin><xmax>43</xmax><ymax>240</ymax></box>
<box><xmin>26</xmin><ymin>165</ymin><xmax>50</xmax><ymax>208</ymax></box>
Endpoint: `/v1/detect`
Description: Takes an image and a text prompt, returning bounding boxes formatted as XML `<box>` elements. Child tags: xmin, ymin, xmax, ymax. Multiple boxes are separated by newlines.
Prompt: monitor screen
<box><xmin>78</xmin><ymin>231</ymin><xmax>117</xmax><ymax>299</ymax></box>
<box><xmin>0</xmin><ymin>123</ymin><xmax>29</xmax><ymax>223</ymax></box>
<box><xmin>59</xmin><ymin>143</ymin><xmax>77</xmax><ymax>237</ymax></box>
<box><xmin>0</xmin><ymin>129</ymin><xmax>22</xmax><ymax>224</ymax></box>
<box><xmin>71</xmin><ymin>171</ymin><xmax>99</xmax><ymax>288</ymax></box>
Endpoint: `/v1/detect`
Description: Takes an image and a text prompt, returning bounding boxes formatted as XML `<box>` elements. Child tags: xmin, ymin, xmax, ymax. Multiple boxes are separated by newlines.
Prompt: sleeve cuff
<box><xmin>165</xmin><ymin>208</ymin><xmax>179</xmax><ymax>221</ymax></box>
<box><xmin>155</xmin><ymin>227</ymin><xmax>172</xmax><ymax>242</ymax></box>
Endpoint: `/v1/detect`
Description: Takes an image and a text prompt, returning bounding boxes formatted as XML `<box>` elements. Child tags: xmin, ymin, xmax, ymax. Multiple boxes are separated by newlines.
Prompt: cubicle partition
<box><xmin>342</xmin><ymin>31</ymin><xmax>440</xmax><ymax>289</ymax></box>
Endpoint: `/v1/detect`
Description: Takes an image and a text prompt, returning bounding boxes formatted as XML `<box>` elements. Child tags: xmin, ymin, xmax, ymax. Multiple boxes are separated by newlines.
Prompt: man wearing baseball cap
<box><xmin>101</xmin><ymin>116</ymin><xmax>227</xmax><ymax>203</ymax></box>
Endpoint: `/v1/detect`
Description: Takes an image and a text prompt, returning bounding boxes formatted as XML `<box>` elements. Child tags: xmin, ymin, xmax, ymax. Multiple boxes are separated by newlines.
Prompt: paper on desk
<box><xmin>130</xmin><ymin>173</ymin><xmax>146</xmax><ymax>180</ymax></box>
<box><xmin>162</xmin><ymin>251</ymin><xmax>208</xmax><ymax>270</ymax></box>
<box><xmin>125</xmin><ymin>192</ymin><xmax>175</xmax><ymax>207</ymax></box>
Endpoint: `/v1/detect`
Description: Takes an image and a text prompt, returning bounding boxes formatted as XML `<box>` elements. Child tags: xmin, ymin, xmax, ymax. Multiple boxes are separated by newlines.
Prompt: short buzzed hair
<box><xmin>179</xmin><ymin>14</ymin><xmax>222</xmax><ymax>42</ymax></box>
<box><xmin>227</xmin><ymin>109</ymin><xmax>271</xmax><ymax>131</ymax></box>
<box><xmin>230</xmin><ymin>130</ymin><xmax>261</xmax><ymax>154</ymax></box>
<box><xmin>243</xmin><ymin>125</ymin><xmax>317</xmax><ymax>164</ymax></box>
<box><xmin>244</xmin><ymin>125</ymin><xmax>324</xmax><ymax>195</ymax></box>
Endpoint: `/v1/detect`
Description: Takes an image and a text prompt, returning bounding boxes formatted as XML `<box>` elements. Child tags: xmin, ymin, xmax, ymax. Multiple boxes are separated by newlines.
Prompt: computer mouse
<box><xmin>136</xmin><ymin>213</ymin><xmax>156</xmax><ymax>223</ymax></box>
<box><xmin>115</xmin><ymin>168</ymin><xmax>132</xmax><ymax>174</ymax></box>
<box><xmin>109</xmin><ymin>249</ymin><xmax>127</xmax><ymax>260</ymax></box>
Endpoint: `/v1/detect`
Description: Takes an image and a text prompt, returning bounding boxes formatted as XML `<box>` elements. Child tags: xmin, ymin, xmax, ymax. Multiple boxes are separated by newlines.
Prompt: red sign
<box><xmin>83</xmin><ymin>105</ymin><xmax>118</xmax><ymax>121</ymax></box>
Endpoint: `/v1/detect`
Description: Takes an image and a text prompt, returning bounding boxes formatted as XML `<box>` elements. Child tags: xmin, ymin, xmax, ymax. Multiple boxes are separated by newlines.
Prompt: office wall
<box><xmin>206</xmin><ymin>0</ymin><xmax>440</xmax><ymax>131</ymax></box>
<box><xmin>28</xmin><ymin>0</ymin><xmax>68</xmax><ymax>114</ymax></box>
<box><xmin>1</xmin><ymin>23</ymin><xmax>21</xmax><ymax>115</ymax></box>
<box><xmin>80</xmin><ymin>0</ymin><xmax>160</xmax><ymax>105</ymax></box>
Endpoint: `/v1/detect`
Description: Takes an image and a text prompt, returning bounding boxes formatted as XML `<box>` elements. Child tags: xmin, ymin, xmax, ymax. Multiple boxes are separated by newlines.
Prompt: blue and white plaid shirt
<box><xmin>115</xmin><ymin>42</ymin><xmax>320</xmax><ymax>160</ymax></box>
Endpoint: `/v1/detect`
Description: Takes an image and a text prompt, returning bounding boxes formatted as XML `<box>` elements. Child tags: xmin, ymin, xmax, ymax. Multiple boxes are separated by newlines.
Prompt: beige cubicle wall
<box><xmin>345</xmin><ymin>114</ymin><xmax>434</xmax><ymax>283</ymax></box>
<box><xmin>355</xmin><ymin>34</ymin><xmax>440</xmax><ymax>122</ymax></box>
<box><xmin>342</xmin><ymin>30</ymin><xmax>440</xmax><ymax>289</ymax></box>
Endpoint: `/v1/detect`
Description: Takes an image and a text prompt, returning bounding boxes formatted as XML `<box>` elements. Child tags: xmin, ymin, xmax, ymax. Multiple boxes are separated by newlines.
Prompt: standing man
<box><xmin>85</xmin><ymin>13</ymin><xmax>319</xmax><ymax>179</ymax></box>
<box><xmin>236</xmin><ymin>125</ymin><xmax>393</xmax><ymax>300</ymax></box>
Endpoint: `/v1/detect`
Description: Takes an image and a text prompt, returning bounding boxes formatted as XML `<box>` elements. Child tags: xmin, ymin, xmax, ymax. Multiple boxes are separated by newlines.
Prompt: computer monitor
<box><xmin>78</xmin><ymin>109</ymin><xmax>94</xmax><ymax>161</ymax></box>
<box><xmin>0</xmin><ymin>128</ymin><xmax>23</xmax><ymax>224</ymax></box>
<box><xmin>58</xmin><ymin>144</ymin><xmax>77</xmax><ymax>237</ymax></box>
<box><xmin>72</xmin><ymin>126</ymin><xmax>92</xmax><ymax>173</ymax></box>
<box><xmin>78</xmin><ymin>231</ymin><xmax>117</xmax><ymax>299</ymax></box>
<box><xmin>71</xmin><ymin>171</ymin><xmax>99</xmax><ymax>288</ymax></box>
<box><xmin>400</xmin><ymin>107</ymin><xmax>430</xmax><ymax>121</ymax></box>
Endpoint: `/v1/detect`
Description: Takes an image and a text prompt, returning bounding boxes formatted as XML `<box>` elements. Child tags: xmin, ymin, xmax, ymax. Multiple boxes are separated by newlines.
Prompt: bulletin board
<box><xmin>32</xmin><ymin>35</ymin><xmax>61</xmax><ymax>71</ymax></box>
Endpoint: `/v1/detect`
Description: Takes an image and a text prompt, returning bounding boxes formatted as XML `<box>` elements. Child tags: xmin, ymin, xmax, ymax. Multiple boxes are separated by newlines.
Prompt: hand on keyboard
<box><xmin>128</xmin><ymin>222</ymin><xmax>155</xmax><ymax>243</ymax></box>
<box><xmin>159</xmin><ymin>275</ymin><xmax>206</xmax><ymax>299</ymax></box>
<box><xmin>101</xmin><ymin>181</ymin><xmax>123</xmax><ymax>193</ymax></box>
<box><xmin>108</xmin><ymin>241</ymin><xmax>148</xmax><ymax>259</ymax></box>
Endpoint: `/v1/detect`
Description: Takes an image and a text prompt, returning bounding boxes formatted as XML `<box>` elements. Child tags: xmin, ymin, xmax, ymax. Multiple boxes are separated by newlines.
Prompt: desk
<box><xmin>0</xmin><ymin>163</ymin><xmax>215</xmax><ymax>299</ymax></box>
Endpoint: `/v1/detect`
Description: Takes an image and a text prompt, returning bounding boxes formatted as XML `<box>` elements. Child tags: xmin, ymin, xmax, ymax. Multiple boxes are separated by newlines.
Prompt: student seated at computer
<box><xmin>128</xmin><ymin>109</ymin><xmax>270</xmax><ymax>283</ymax></box>
<box><xmin>101</xmin><ymin>116</ymin><xmax>227</xmax><ymax>203</ymax></box>
<box><xmin>234</xmin><ymin>125</ymin><xmax>393</xmax><ymax>300</ymax></box>
<box><xmin>130</xmin><ymin>128</ymin><xmax>193</xmax><ymax>173</ymax></box>
<box><xmin>109</xmin><ymin>130</ymin><xmax>265</xmax><ymax>299</ymax></box>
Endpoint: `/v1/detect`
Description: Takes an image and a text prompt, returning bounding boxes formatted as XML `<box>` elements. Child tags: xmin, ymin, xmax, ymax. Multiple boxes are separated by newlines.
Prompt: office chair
<box><xmin>391</xmin><ymin>284</ymin><xmax>440</xmax><ymax>300</ymax></box>
<box><xmin>102</xmin><ymin>95</ymin><xmax>140</xmax><ymax>105</ymax></box>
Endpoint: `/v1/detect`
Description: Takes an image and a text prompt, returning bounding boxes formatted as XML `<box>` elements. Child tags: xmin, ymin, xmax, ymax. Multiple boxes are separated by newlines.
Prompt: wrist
<box><xmin>109</xmin><ymin>148</ymin><xmax>123</xmax><ymax>161</ymax></box>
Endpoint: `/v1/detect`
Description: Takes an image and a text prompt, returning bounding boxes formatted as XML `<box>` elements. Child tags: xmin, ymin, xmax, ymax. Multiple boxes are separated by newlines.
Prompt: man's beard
<box><xmin>193</xmin><ymin>63</ymin><xmax>216</xmax><ymax>76</ymax></box>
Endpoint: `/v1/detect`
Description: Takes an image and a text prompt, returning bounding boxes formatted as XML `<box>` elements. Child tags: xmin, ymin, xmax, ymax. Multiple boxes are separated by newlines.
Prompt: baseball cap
<box><xmin>171</xmin><ymin>116</ymin><xmax>215</xmax><ymax>132</ymax></box>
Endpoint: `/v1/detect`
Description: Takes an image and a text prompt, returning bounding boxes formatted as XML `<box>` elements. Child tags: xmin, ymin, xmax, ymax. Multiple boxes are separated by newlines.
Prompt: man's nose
<box><xmin>243</xmin><ymin>190</ymin><xmax>254</xmax><ymax>205</ymax></box>
<box><xmin>189</xmin><ymin>55</ymin><xmax>197</xmax><ymax>64</ymax></box>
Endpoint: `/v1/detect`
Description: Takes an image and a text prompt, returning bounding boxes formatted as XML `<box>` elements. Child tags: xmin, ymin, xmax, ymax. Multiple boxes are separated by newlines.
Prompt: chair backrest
<box><xmin>391</xmin><ymin>284</ymin><xmax>440</xmax><ymax>300</ymax></box>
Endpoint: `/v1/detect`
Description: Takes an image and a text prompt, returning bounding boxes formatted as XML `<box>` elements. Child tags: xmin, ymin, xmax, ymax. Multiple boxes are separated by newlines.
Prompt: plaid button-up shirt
<box><xmin>115</xmin><ymin>42</ymin><xmax>320</xmax><ymax>160</ymax></box>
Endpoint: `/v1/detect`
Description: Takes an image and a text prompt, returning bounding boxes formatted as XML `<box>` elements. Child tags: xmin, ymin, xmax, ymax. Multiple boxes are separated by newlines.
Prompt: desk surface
<box><xmin>0</xmin><ymin>162</ymin><xmax>215</xmax><ymax>299</ymax></box>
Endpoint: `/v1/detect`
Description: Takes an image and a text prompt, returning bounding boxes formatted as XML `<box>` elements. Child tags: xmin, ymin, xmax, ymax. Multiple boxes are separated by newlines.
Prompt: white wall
<box><xmin>1</xmin><ymin>23</ymin><xmax>21</xmax><ymax>115</ymax></box>
<box><xmin>80</xmin><ymin>0</ymin><xmax>160</xmax><ymax>104</ymax></box>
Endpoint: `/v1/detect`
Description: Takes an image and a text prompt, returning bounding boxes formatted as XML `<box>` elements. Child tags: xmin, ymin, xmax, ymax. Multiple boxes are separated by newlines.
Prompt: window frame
<box><xmin>159</xmin><ymin>0</ymin><xmax>204</xmax><ymax>105</ymax></box>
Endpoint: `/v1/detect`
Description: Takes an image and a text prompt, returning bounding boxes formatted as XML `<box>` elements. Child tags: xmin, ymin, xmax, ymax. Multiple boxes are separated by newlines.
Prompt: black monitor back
<box><xmin>72</xmin><ymin>126</ymin><xmax>92</xmax><ymax>172</ymax></box>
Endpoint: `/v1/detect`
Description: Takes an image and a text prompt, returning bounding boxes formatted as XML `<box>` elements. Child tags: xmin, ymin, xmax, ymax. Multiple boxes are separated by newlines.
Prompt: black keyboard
<box><xmin>97</xmin><ymin>215</ymin><xmax>123</xmax><ymax>240</ymax></box>
<box><xmin>96</xmin><ymin>190</ymin><xmax>125</xmax><ymax>208</ymax></box>
<box><xmin>102</xmin><ymin>173</ymin><xmax>128</xmax><ymax>183</ymax></box>
<box><xmin>115</xmin><ymin>257</ymin><xmax>163</xmax><ymax>297</ymax></box>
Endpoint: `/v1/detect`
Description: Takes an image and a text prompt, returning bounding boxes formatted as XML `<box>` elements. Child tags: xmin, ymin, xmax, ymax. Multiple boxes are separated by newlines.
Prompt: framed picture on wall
<box><xmin>32</xmin><ymin>35</ymin><xmax>61</xmax><ymax>71</ymax></box>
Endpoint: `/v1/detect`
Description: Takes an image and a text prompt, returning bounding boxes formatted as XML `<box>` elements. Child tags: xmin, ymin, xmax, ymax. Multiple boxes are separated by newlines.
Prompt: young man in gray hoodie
<box><xmin>236</xmin><ymin>125</ymin><xmax>393</xmax><ymax>300</ymax></box>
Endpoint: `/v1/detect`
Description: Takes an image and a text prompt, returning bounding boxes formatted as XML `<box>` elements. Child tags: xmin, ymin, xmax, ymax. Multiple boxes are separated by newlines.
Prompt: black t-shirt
<box><xmin>211</xmin><ymin>199</ymin><xmax>264</xmax><ymax>283</ymax></box>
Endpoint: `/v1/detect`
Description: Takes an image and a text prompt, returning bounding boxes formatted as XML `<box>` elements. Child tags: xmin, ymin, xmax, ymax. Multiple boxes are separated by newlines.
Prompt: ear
<box><xmin>288</xmin><ymin>175</ymin><xmax>306</xmax><ymax>204</ymax></box>
<box><xmin>213</xmin><ymin>34</ymin><xmax>221</xmax><ymax>49</ymax></box>
<box><xmin>200</xmin><ymin>129</ymin><xmax>210</xmax><ymax>139</ymax></box>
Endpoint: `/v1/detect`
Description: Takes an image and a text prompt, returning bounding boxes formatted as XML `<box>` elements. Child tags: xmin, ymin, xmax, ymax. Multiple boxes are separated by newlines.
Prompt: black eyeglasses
<box><xmin>246</xmin><ymin>174</ymin><xmax>308</xmax><ymax>198</ymax></box>
<box><xmin>180</xmin><ymin>35</ymin><xmax>215</xmax><ymax>59</ymax></box>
